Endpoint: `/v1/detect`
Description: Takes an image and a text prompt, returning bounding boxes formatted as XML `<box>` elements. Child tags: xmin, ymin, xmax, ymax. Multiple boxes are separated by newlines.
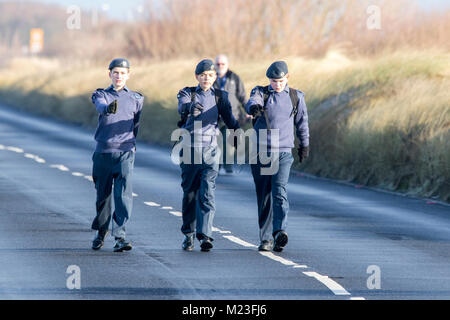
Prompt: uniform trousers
<box><xmin>180</xmin><ymin>145</ymin><xmax>219</xmax><ymax>241</ymax></box>
<box><xmin>250</xmin><ymin>152</ymin><xmax>294</xmax><ymax>241</ymax></box>
<box><xmin>91</xmin><ymin>151</ymin><xmax>135</xmax><ymax>239</ymax></box>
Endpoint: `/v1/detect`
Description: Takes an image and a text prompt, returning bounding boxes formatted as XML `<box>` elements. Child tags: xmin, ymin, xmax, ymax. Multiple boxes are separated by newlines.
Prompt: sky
<box><xmin>4</xmin><ymin>0</ymin><xmax>450</xmax><ymax>21</ymax></box>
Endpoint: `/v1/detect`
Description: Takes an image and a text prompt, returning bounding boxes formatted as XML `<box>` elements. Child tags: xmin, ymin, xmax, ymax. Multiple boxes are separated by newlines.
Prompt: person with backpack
<box><xmin>246</xmin><ymin>61</ymin><xmax>310</xmax><ymax>252</ymax></box>
<box><xmin>177</xmin><ymin>59</ymin><xmax>240</xmax><ymax>252</ymax></box>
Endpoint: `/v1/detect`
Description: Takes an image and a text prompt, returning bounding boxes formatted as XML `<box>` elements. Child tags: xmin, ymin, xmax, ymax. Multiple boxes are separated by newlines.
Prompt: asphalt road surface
<box><xmin>0</xmin><ymin>104</ymin><xmax>449</xmax><ymax>300</ymax></box>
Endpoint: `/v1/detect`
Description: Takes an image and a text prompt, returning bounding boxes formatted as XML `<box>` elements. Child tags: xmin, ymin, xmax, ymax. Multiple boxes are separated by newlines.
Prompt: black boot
<box><xmin>273</xmin><ymin>231</ymin><xmax>288</xmax><ymax>252</ymax></box>
<box><xmin>113</xmin><ymin>237</ymin><xmax>132</xmax><ymax>252</ymax></box>
<box><xmin>92</xmin><ymin>230</ymin><xmax>108</xmax><ymax>250</ymax></box>
<box><xmin>182</xmin><ymin>234</ymin><xmax>194</xmax><ymax>251</ymax></box>
<box><xmin>200</xmin><ymin>238</ymin><xmax>213</xmax><ymax>252</ymax></box>
<box><xmin>258</xmin><ymin>240</ymin><xmax>273</xmax><ymax>252</ymax></box>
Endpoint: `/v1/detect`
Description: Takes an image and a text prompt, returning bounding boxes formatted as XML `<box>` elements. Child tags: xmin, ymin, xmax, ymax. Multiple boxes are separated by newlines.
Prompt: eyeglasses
<box><xmin>216</xmin><ymin>63</ymin><xmax>226</xmax><ymax>66</ymax></box>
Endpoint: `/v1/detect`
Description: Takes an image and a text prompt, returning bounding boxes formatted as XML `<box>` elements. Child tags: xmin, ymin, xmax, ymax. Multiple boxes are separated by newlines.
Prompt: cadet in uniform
<box><xmin>246</xmin><ymin>61</ymin><xmax>309</xmax><ymax>252</ymax></box>
<box><xmin>213</xmin><ymin>54</ymin><xmax>248</xmax><ymax>174</ymax></box>
<box><xmin>90</xmin><ymin>58</ymin><xmax>144</xmax><ymax>252</ymax></box>
<box><xmin>177</xmin><ymin>59</ymin><xmax>240</xmax><ymax>252</ymax></box>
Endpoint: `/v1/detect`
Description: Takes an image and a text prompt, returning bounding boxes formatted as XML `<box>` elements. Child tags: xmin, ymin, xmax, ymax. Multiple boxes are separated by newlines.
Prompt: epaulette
<box><xmin>91</xmin><ymin>88</ymin><xmax>105</xmax><ymax>103</ymax></box>
<box><xmin>250</xmin><ymin>86</ymin><xmax>262</xmax><ymax>95</ymax></box>
<box><xmin>132</xmin><ymin>91</ymin><xmax>144</xmax><ymax>100</ymax></box>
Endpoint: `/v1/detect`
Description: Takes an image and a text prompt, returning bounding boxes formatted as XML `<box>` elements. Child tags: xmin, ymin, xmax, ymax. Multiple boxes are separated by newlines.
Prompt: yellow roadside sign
<box><xmin>30</xmin><ymin>28</ymin><xmax>44</xmax><ymax>53</ymax></box>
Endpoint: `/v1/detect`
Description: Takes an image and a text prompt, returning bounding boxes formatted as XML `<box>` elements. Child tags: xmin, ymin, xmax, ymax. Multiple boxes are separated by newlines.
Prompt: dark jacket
<box><xmin>213</xmin><ymin>70</ymin><xmax>246</xmax><ymax>124</ymax></box>
<box><xmin>177</xmin><ymin>85</ymin><xmax>239</xmax><ymax>147</ymax></box>
<box><xmin>245</xmin><ymin>84</ymin><xmax>309</xmax><ymax>153</ymax></box>
<box><xmin>92</xmin><ymin>85</ymin><xmax>144</xmax><ymax>153</ymax></box>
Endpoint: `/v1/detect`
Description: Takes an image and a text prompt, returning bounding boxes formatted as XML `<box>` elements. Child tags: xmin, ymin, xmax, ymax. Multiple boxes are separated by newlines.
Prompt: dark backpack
<box><xmin>177</xmin><ymin>87</ymin><xmax>224</xmax><ymax>128</ymax></box>
<box><xmin>251</xmin><ymin>85</ymin><xmax>299</xmax><ymax>127</ymax></box>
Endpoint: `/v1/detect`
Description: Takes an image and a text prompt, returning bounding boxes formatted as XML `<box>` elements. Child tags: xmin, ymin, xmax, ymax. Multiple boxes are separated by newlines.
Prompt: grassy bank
<box><xmin>0</xmin><ymin>51</ymin><xmax>448</xmax><ymax>202</ymax></box>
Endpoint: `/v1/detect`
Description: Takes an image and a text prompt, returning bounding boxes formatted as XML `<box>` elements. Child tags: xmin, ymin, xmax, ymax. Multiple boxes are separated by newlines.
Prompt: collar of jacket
<box><xmin>267</xmin><ymin>84</ymin><xmax>290</xmax><ymax>93</ymax></box>
<box><xmin>195</xmin><ymin>85</ymin><xmax>216</xmax><ymax>94</ymax></box>
<box><xmin>216</xmin><ymin>69</ymin><xmax>235</xmax><ymax>80</ymax></box>
<box><xmin>106</xmin><ymin>85</ymin><xmax>130</xmax><ymax>92</ymax></box>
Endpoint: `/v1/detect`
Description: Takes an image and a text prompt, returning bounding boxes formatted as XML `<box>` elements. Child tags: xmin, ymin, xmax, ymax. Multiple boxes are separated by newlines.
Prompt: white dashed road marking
<box><xmin>71</xmin><ymin>172</ymin><xmax>84</xmax><ymax>177</ymax></box>
<box><xmin>144</xmin><ymin>201</ymin><xmax>160</xmax><ymax>207</ymax></box>
<box><xmin>303</xmin><ymin>271</ymin><xmax>351</xmax><ymax>296</ymax></box>
<box><xmin>24</xmin><ymin>153</ymin><xmax>46</xmax><ymax>163</ymax></box>
<box><xmin>223</xmin><ymin>235</ymin><xmax>258</xmax><ymax>248</ymax></box>
<box><xmin>259</xmin><ymin>251</ymin><xmax>299</xmax><ymax>266</ymax></box>
<box><xmin>50</xmin><ymin>164</ymin><xmax>70</xmax><ymax>172</ymax></box>
<box><xmin>212</xmin><ymin>227</ymin><xmax>231</xmax><ymax>234</ymax></box>
<box><xmin>6</xmin><ymin>146</ymin><xmax>24</xmax><ymax>153</ymax></box>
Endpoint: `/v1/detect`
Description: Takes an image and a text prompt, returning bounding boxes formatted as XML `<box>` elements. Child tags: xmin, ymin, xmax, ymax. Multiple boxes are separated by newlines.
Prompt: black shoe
<box><xmin>182</xmin><ymin>234</ymin><xmax>194</xmax><ymax>251</ymax></box>
<box><xmin>273</xmin><ymin>231</ymin><xmax>288</xmax><ymax>252</ymax></box>
<box><xmin>258</xmin><ymin>240</ymin><xmax>273</xmax><ymax>252</ymax></box>
<box><xmin>92</xmin><ymin>230</ymin><xmax>108</xmax><ymax>250</ymax></box>
<box><xmin>200</xmin><ymin>238</ymin><xmax>213</xmax><ymax>252</ymax></box>
<box><xmin>113</xmin><ymin>237</ymin><xmax>132</xmax><ymax>252</ymax></box>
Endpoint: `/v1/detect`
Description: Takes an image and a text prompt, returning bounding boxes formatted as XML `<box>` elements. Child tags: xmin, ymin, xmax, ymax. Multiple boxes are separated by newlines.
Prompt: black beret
<box><xmin>266</xmin><ymin>61</ymin><xmax>288</xmax><ymax>79</ymax></box>
<box><xmin>195</xmin><ymin>59</ymin><xmax>216</xmax><ymax>75</ymax></box>
<box><xmin>109</xmin><ymin>58</ymin><xmax>130</xmax><ymax>70</ymax></box>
